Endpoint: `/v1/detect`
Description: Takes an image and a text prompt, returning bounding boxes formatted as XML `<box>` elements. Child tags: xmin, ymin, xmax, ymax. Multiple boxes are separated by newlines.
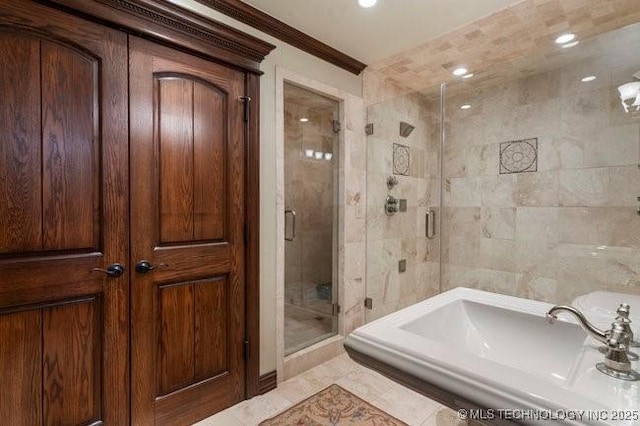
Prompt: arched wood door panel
<box><xmin>155</xmin><ymin>73</ymin><xmax>228</xmax><ymax>245</ymax></box>
<box><xmin>0</xmin><ymin>2</ymin><xmax>129</xmax><ymax>425</ymax></box>
<box><xmin>130</xmin><ymin>36</ymin><xmax>246</xmax><ymax>426</ymax></box>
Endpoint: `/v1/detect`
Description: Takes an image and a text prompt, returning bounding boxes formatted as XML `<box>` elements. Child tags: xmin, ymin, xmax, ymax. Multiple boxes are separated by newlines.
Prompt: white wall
<box><xmin>169</xmin><ymin>0</ymin><xmax>363</xmax><ymax>375</ymax></box>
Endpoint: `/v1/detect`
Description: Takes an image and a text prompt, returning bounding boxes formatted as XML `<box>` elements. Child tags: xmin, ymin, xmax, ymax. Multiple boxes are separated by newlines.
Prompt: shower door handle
<box><xmin>426</xmin><ymin>209</ymin><xmax>436</xmax><ymax>239</ymax></box>
<box><xmin>285</xmin><ymin>208</ymin><xmax>296</xmax><ymax>241</ymax></box>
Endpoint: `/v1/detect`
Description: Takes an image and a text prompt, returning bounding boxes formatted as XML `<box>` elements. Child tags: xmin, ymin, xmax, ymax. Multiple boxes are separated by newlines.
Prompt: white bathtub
<box><xmin>344</xmin><ymin>288</ymin><xmax>640</xmax><ymax>426</ymax></box>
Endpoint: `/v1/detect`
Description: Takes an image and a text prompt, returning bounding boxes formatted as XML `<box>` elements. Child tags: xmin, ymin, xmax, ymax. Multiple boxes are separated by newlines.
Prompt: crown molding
<box><xmin>195</xmin><ymin>0</ymin><xmax>367</xmax><ymax>75</ymax></box>
<box><xmin>43</xmin><ymin>0</ymin><xmax>276</xmax><ymax>73</ymax></box>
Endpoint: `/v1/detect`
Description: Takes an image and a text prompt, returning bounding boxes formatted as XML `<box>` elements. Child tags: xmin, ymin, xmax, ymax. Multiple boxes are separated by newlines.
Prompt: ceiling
<box><xmin>242</xmin><ymin>0</ymin><xmax>523</xmax><ymax>64</ymax></box>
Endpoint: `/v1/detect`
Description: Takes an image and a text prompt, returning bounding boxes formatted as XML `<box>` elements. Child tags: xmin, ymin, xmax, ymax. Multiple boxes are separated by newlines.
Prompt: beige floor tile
<box><xmin>226</xmin><ymin>392</ymin><xmax>292</xmax><ymax>425</ymax></box>
<box><xmin>421</xmin><ymin>407</ymin><xmax>468</xmax><ymax>426</ymax></box>
<box><xmin>335</xmin><ymin>367</ymin><xmax>393</xmax><ymax>401</ymax></box>
<box><xmin>372</xmin><ymin>384</ymin><xmax>443</xmax><ymax>425</ymax></box>
<box><xmin>195</xmin><ymin>353</ymin><xmax>449</xmax><ymax>426</ymax></box>
<box><xmin>192</xmin><ymin>409</ymin><xmax>245</xmax><ymax>426</ymax></box>
<box><xmin>274</xmin><ymin>375</ymin><xmax>327</xmax><ymax>404</ymax></box>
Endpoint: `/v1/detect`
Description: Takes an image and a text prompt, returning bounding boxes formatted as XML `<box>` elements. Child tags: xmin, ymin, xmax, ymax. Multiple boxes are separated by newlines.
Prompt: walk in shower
<box><xmin>440</xmin><ymin>22</ymin><xmax>640</xmax><ymax>303</ymax></box>
<box><xmin>283</xmin><ymin>83</ymin><xmax>339</xmax><ymax>355</ymax></box>
<box><xmin>364</xmin><ymin>20</ymin><xmax>640</xmax><ymax>323</ymax></box>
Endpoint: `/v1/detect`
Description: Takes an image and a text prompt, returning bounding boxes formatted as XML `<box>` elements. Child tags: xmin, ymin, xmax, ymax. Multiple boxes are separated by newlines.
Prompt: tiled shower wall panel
<box><xmin>366</xmin><ymin>93</ymin><xmax>441</xmax><ymax>321</ymax></box>
<box><xmin>442</xmin><ymin>58</ymin><xmax>640</xmax><ymax>303</ymax></box>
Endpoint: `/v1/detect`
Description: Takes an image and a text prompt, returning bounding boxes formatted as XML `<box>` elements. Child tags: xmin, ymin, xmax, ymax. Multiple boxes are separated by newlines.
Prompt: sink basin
<box><xmin>400</xmin><ymin>300</ymin><xmax>587</xmax><ymax>382</ymax></box>
<box><xmin>345</xmin><ymin>288</ymin><xmax>640</xmax><ymax>426</ymax></box>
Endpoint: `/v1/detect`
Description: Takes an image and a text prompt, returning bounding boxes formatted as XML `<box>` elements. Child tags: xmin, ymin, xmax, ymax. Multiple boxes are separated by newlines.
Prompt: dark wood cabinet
<box><xmin>0</xmin><ymin>1</ymin><xmax>271</xmax><ymax>424</ymax></box>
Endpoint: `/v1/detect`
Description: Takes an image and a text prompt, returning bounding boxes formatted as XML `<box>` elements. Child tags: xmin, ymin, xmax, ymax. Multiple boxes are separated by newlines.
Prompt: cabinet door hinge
<box><xmin>239</xmin><ymin>96</ymin><xmax>251</xmax><ymax>123</ymax></box>
<box><xmin>244</xmin><ymin>340</ymin><xmax>250</xmax><ymax>362</ymax></box>
<box><xmin>244</xmin><ymin>222</ymin><xmax>249</xmax><ymax>245</ymax></box>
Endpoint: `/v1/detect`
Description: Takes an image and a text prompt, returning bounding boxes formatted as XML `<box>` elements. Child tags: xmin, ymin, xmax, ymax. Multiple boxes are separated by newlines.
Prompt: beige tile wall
<box><xmin>442</xmin><ymin>55</ymin><xmax>640</xmax><ymax>303</ymax></box>
<box><xmin>365</xmin><ymin>93</ymin><xmax>441</xmax><ymax>320</ymax></box>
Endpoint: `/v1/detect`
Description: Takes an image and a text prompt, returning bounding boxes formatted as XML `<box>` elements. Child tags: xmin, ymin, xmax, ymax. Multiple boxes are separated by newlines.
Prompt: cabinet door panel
<box><xmin>0</xmin><ymin>2</ymin><xmax>129</xmax><ymax>425</ymax></box>
<box><xmin>130</xmin><ymin>36</ymin><xmax>246</xmax><ymax>425</ymax></box>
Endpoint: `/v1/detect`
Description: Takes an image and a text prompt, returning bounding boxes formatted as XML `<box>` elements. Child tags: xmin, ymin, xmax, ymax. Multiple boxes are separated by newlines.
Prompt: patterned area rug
<box><xmin>259</xmin><ymin>384</ymin><xmax>408</xmax><ymax>425</ymax></box>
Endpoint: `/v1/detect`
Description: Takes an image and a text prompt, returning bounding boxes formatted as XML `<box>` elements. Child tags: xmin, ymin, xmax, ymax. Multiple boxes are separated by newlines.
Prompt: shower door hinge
<box><xmin>365</xmin><ymin>123</ymin><xmax>374</xmax><ymax>135</ymax></box>
<box><xmin>244</xmin><ymin>340</ymin><xmax>250</xmax><ymax>362</ymax></box>
<box><xmin>239</xmin><ymin>96</ymin><xmax>251</xmax><ymax>123</ymax></box>
<box><xmin>364</xmin><ymin>298</ymin><xmax>373</xmax><ymax>310</ymax></box>
<box><xmin>332</xmin><ymin>303</ymin><xmax>341</xmax><ymax>316</ymax></box>
<box><xmin>331</xmin><ymin>120</ymin><xmax>341</xmax><ymax>134</ymax></box>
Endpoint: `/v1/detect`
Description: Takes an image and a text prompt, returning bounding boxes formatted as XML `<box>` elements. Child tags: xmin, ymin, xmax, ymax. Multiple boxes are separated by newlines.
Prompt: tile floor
<box><xmin>194</xmin><ymin>353</ymin><xmax>467</xmax><ymax>426</ymax></box>
<box><xmin>284</xmin><ymin>303</ymin><xmax>335</xmax><ymax>355</ymax></box>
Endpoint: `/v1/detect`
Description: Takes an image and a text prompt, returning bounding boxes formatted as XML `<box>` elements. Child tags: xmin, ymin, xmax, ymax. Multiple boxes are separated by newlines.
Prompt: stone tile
<box><xmin>445</xmin><ymin>177</ymin><xmax>482</xmax><ymax>207</ymax></box>
<box><xmin>608</xmin><ymin>166</ymin><xmax>640</xmax><ymax>207</ymax></box>
<box><xmin>481</xmin><ymin>175</ymin><xmax>517</xmax><ymax>207</ymax></box>
<box><xmin>372</xmin><ymin>384</ymin><xmax>442</xmax><ymax>425</ymax></box>
<box><xmin>225</xmin><ymin>392</ymin><xmax>293</xmax><ymax>425</ymax></box>
<box><xmin>283</xmin><ymin>336</ymin><xmax>345</xmax><ymax>381</ymax></box>
<box><xmin>480</xmin><ymin>207</ymin><xmax>516</xmax><ymax>240</ymax></box>
<box><xmin>516</xmin><ymin>171</ymin><xmax>559</xmax><ymax>207</ymax></box>
<box><xmin>515</xmin><ymin>207</ymin><xmax>558</xmax><ymax>243</ymax></box>
<box><xmin>443</xmin><ymin>207</ymin><xmax>481</xmax><ymax>238</ymax></box>
<box><xmin>444</xmin><ymin>235</ymin><xmax>480</xmax><ymax>268</ymax></box>
<box><xmin>421</xmin><ymin>407</ymin><xmax>468</xmax><ymax>426</ymax></box>
<box><xmin>335</xmin><ymin>367</ymin><xmax>394</xmax><ymax>402</ymax></box>
<box><xmin>478</xmin><ymin>238</ymin><xmax>518</xmax><ymax>272</ymax></box>
<box><xmin>556</xmin><ymin>244</ymin><xmax>640</xmax><ymax>302</ymax></box>
<box><xmin>559</xmin><ymin>168</ymin><xmax>610</xmax><ymax>207</ymax></box>
<box><xmin>583</xmin><ymin>124</ymin><xmax>639</xmax><ymax>168</ymax></box>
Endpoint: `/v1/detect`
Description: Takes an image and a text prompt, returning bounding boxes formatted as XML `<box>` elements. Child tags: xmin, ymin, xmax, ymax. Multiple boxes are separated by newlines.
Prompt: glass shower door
<box><xmin>284</xmin><ymin>83</ymin><xmax>339</xmax><ymax>355</ymax></box>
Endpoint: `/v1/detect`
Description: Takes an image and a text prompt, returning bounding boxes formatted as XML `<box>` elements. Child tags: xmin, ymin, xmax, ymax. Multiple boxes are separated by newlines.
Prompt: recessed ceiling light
<box><xmin>299</xmin><ymin>118</ymin><xmax>309</xmax><ymax>122</ymax></box>
<box><xmin>561</xmin><ymin>40</ymin><xmax>579</xmax><ymax>49</ymax></box>
<box><xmin>460</xmin><ymin>104</ymin><xmax>471</xmax><ymax>110</ymax></box>
<box><xmin>462</xmin><ymin>73</ymin><xmax>474</xmax><ymax>79</ymax></box>
<box><xmin>581</xmin><ymin>75</ymin><xmax>597</xmax><ymax>82</ymax></box>
<box><xmin>453</xmin><ymin>67</ymin><xmax>468</xmax><ymax>76</ymax></box>
<box><xmin>357</xmin><ymin>0</ymin><xmax>377</xmax><ymax>7</ymax></box>
<box><xmin>555</xmin><ymin>33</ymin><xmax>576</xmax><ymax>44</ymax></box>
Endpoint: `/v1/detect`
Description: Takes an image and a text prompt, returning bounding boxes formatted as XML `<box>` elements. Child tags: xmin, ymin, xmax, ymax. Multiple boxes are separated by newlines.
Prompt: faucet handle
<box><xmin>616</xmin><ymin>303</ymin><xmax>631</xmax><ymax>322</ymax></box>
<box><xmin>597</xmin><ymin>320</ymin><xmax>639</xmax><ymax>380</ymax></box>
<box><xmin>607</xmin><ymin>321</ymin><xmax>631</xmax><ymax>351</ymax></box>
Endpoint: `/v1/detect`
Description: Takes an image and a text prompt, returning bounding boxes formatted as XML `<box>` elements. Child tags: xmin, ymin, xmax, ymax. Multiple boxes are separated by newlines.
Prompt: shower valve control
<box><xmin>387</xmin><ymin>176</ymin><xmax>399</xmax><ymax>190</ymax></box>
<box><xmin>385</xmin><ymin>195</ymin><xmax>399</xmax><ymax>216</ymax></box>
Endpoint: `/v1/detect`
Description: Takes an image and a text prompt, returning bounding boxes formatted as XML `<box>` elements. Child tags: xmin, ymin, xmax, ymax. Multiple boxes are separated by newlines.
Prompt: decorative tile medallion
<box><xmin>499</xmin><ymin>138</ymin><xmax>537</xmax><ymax>174</ymax></box>
<box><xmin>393</xmin><ymin>143</ymin><xmax>410</xmax><ymax>176</ymax></box>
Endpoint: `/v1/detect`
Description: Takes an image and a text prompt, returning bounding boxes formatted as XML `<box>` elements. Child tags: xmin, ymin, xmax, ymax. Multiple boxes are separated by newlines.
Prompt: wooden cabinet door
<box><xmin>129</xmin><ymin>36</ymin><xmax>247</xmax><ymax>425</ymax></box>
<box><xmin>0</xmin><ymin>1</ymin><xmax>129</xmax><ymax>425</ymax></box>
